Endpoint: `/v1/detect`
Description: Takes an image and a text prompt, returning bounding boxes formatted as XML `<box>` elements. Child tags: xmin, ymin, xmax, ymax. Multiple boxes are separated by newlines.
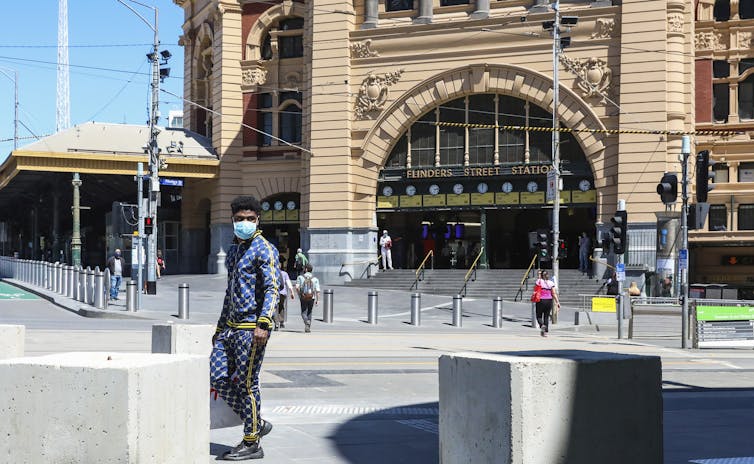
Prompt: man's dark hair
<box><xmin>305</xmin><ymin>263</ymin><xmax>313</xmax><ymax>272</ymax></box>
<box><xmin>231</xmin><ymin>195</ymin><xmax>261</xmax><ymax>215</ymax></box>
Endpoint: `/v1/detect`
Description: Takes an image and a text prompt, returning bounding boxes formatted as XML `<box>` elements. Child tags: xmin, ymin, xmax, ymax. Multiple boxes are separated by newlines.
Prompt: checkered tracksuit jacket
<box><xmin>210</xmin><ymin>230</ymin><xmax>279</xmax><ymax>442</ymax></box>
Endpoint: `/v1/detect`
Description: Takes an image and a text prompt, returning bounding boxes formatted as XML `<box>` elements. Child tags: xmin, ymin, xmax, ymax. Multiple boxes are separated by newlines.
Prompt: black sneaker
<box><xmin>260</xmin><ymin>419</ymin><xmax>273</xmax><ymax>437</ymax></box>
<box><xmin>305</xmin><ymin>323</ymin><xmax>311</xmax><ymax>333</ymax></box>
<box><xmin>221</xmin><ymin>440</ymin><xmax>263</xmax><ymax>461</ymax></box>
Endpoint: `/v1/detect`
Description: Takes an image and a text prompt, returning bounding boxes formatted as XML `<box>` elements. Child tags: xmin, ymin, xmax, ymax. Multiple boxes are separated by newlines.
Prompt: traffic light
<box><xmin>656</xmin><ymin>172</ymin><xmax>678</xmax><ymax>204</ymax></box>
<box><xmin>144</xmin><ymin>216</ymin><xmax>154</xmax><ymax>235</ymax></box>
<box><xmin>610</xmin><ymin>210</ymin><xmax>628</xmax><ymax>255</ymax></box>
<box><xmin>537</xmin><ymin>231</ymin><xmax>550</xmax><ymax>260</ymax></box>
<box><xmin>558</xmin><ymin>239</ymin><xmax>567</xmax><ymax>259</ymax></box>
<box><xmin>696</xmin><ymin>150</ymin><xmax>715</xmax><ymax>203</ymax></box>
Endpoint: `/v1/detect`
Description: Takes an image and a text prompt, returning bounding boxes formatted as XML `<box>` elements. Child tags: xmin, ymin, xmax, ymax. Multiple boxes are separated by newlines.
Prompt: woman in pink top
<box><xmin>535</xmin><ymin>270</ymin><xmax>560</xmax><ymax>337</ymax></box>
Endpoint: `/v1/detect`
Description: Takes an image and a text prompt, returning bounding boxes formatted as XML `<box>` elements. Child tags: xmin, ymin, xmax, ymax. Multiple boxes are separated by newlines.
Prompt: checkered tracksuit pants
<box><xmin>210</xmin><ymin>328</ymin><xmax>268</xmax><ymax>442</ymax></box>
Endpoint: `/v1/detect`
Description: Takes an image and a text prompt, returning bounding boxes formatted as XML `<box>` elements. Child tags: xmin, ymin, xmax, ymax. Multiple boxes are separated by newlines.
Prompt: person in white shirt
<box><xmin>379</xmin><ymin>230</ymin><xmax>393</xmax><ymax>270</ymax></box>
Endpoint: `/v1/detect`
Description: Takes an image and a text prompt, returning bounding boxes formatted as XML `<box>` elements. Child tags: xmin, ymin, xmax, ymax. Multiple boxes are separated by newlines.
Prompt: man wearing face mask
<box><xmin>211</xmin><ymin>195</ymin><xmax>280</xmax><ymax>461</ymax></box>
<box><xmin>106</xmin><ymin>249</ymin><xmax>123</xmax><ymax>300</ymax></box>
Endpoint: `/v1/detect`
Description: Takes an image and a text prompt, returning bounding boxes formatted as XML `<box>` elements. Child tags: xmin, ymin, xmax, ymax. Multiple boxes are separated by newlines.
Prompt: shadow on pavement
<box><xmin>329</xmin><ymin>402</ymin><xmax>439</xmax><ymax>464</ymax></box>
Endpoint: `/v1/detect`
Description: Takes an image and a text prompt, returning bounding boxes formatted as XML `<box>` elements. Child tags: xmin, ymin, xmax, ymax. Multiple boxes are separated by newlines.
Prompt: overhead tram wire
<box><xmin>0</xmin><ymin>43</ymin><xmax>179</xmax><ymax>49</ymax></box>
<box><xmin>160</xmin><ymin>88</ymin><xmax>314</xmax><ymax>155</ymax></box>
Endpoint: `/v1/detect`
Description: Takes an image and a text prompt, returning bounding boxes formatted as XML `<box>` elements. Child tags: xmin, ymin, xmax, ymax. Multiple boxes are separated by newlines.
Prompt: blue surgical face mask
<box><xmin>233</xmin><ymin>220</ymin><xmax>257</xmax><ymax>240</ymax></box>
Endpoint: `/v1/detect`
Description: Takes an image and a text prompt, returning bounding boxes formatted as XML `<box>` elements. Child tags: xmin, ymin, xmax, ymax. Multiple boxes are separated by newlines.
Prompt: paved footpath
<box><xmin>2</xmin><ymin>276</ymin><xmax>754</xmax><ymax>463</ymax></box>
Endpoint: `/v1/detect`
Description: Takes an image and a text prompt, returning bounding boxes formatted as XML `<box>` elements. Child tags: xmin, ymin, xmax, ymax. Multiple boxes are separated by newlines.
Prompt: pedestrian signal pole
<box><xmin>680</xmin><ymin>135</ymin><xmax>690</xmax><ymax>348</ymax></box>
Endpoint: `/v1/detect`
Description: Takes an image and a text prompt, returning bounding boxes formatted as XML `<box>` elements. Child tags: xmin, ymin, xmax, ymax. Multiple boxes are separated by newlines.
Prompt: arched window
<box><xmin>279</xmin><ymin>104</ymin><xmax>302</xmax><ymax>143</ymax></box>
<box><xmin>261</xmin><ymin>34</ymin><xmax>272</xmax><ymax>60</ymax></box>
<box><xmin>714</xmin><ymin>0</ymin><xmax>730</xmax><ymax>21</ymax></box>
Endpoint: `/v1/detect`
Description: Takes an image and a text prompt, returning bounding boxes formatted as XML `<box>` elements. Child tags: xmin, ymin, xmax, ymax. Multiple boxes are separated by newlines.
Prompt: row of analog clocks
<box><xmin>382</xmin><ymin>180</ymin><xmax>592</xmax><ymax>197</ymax></box>
<box><xmin>261</xmin><ymin>201</ymin><xmax>297</xmax><ymax>211</ymax></box>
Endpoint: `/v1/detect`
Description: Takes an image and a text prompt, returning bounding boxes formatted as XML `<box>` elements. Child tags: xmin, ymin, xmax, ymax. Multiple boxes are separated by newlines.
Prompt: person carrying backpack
<box><xmin>296</xmin><ymin>263</ymin><xmax>320</xmax><ymax>333</ymax></box>
<box><xmin>293</xmin><ymin>248</ymin><xmax>308</xmax><ymax>279</ymax></box>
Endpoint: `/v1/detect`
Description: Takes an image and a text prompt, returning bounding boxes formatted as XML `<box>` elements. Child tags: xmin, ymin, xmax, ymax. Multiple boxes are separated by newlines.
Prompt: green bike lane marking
<box><xmin>0</xmin><ymin>281</ymin><xmax>39</xmax><ymax>300</ymax></box>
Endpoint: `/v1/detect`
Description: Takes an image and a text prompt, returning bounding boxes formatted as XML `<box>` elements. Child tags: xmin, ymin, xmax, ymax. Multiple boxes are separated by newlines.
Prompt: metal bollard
<box><xmin>452</xmin><ymin>294</ymin><xmax>463</xmax><ymax>327</ymax></box>
<box><xmin>86</xmin><ymin>268</ymin><xmax>95</xmax><ymax>305</ymax></box>
<box><xmin>323</xmin><ymin>289</ymin><xmax>333</xmax><ymax>323</ymax></box>
<box><xmin>103</xmin><ymin>268</ymin><xmax>110</xmax><ymax>309</ymax></box>
<box><xmin>531</xmin><ymin>302</ymin><xmax>538</xmax><ymax>329</ymax></box>
<box><xmin>178</xmin><ymin>283</ymin><xmax>189</xmax><ymax>319</ymax></box>
<box><xmin>367</xmin><ymin>291</ymin><xmax>378</xmax><ymax>324</ymax></box>
<box><xmin>94</xmin><ymin>270</ymin><xmax>105</xmax><ymax>309</ymax></box>
<box><xmin>492</xmin><ymin>297</ymin><xmax>503</xmax><ymax>328</ymax></box>
<box><xmin>67</xmin><ymin>266</ymin><xmax>75</xmax><ymax>299</ymax></box>
<box><xmin>78</xmin><ymin>268</ymin><xmax>87</xmax><ymax>303</ymax></box>
<box><xmin>45</xmin><ymin>262</ymin><xmax>52</xmax><ymax>289</ymax></box>
<box><xmin>126</xmin><ymin>281</ymin><xmax>137</xmax><ymax>312</ymax></box>
<box><xmin>411</xmin><ymin>293</ymin><xmax>421</xmax><ymax>326</ymax></box>
<box><xmin>55</xmin><ymin>263</ymin><xmax>62</xmax><ymax>293</ymax></box>
<box><xmin>61</xmin><ymin>265</ymin><xmax>68</xmax><ymax>296</ymax></box>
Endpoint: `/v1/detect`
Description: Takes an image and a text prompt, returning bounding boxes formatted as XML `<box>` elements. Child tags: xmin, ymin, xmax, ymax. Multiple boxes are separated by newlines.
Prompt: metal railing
<box><xmin>514</xmin><ymin>254</ymin><xmax>538</xmax><ymax>302</ymax></box>
<box><xmin>410</xmin><ymin>250</ymin><xmax>434</xmax><ymax>291</ymax></box>
<box><xmin>340</xmin><ymin>255</ymin><xmax>381</xmax><ymax>279</ymax></box>
<box><xmin>458</xmin><ymin>249</ymin><xmax>485</xmax><ymax>297</ymax></box>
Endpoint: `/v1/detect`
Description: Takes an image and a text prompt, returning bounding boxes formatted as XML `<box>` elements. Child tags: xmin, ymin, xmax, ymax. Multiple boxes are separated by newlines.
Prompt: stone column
<box><xmin>414</xmin><ymin>0</ymin><xmax>433</xmax><ymax>24</ymax></box>
<box><xmin>470</xmin><ymin>0</ymin><xmax>490</xmax><ymax>19</ymax></box>
<box><xmin>362</xmin><ymin>0</ymin><xmax>378</xmax><ymax>29</ymax></box>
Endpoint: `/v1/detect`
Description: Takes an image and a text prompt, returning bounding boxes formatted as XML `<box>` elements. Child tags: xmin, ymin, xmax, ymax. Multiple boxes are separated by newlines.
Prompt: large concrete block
<box><xmin>0</xmin><ymin>324</ymin><xmax>24</xmax><ymax>359</ymax></box>
<box><xmin>0</xmin><ymin>352</ymin><xmax>209</xmax><ymax>463</ymax></box>
<box><xmin>152</xmin><ymin>323</ymin><xmax>215</xmax><ymax>356</ymax></box>
<box><xmin>439</xmin><ymin>350</ymin><xmax>662</xmax><ymax>464</ymax></box>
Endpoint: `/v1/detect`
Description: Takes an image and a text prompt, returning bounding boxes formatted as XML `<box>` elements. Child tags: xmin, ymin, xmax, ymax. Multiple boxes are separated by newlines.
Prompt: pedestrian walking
<box><xmin>274</xmin><ymin>259</ymin><xmax>295</xmax><ymax>331</ymax></box>
<box><xmin>578</xmin><ymin>232</ymin><xmax>591</xmax><ymax>275</ymax></box>
<box><xmin>293</xmin><ymin>248</ymin><xmax>308</xmax><ymax>279</ymax></box>
<box><xmin>296</xmin><ymin>263</ymin><xmax>321</xmax><ymax>333</ymax></box>
<box><xmin>156</xmin><ymin>249</ymin><xmax>166</xmax><ymax>279</ymax></box>
<box><xmin>105</xmin><ymin>249</ymin><xmax>124</xmax><ymax>300</ymax></box>
<box><xmin>379</xmin><ymin>229</ymin><xmax>393</xmax><ymax>270</ymax></box>
<box><xmin>210</xmin><ymin>195</ymin><xmax>279</xmax><ymax>461</ymax></box>
<box><xmin>535</xmin><ymin>270</ymin><xmax>560</xmax><ymax>337</ymax></box>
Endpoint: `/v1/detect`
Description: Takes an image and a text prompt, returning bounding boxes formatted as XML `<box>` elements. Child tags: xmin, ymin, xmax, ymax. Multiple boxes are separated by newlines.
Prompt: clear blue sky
<box><xmin>0</xmin><ymin>0</ymin><xmax>185</xmax><ymax>162</ymax></box>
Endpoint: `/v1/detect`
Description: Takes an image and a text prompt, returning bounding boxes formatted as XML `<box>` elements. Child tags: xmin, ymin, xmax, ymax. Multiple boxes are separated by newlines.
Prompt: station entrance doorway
<box><xmin>377</xmin><ymin>206</ymin><xmax>595</xmax><ymax>270</ymax></box>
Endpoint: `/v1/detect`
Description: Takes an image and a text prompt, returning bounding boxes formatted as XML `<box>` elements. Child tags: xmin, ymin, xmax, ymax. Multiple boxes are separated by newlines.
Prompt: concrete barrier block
<box><xmin>151</xmin><ymin>323</ymin><xmax>215</xmax><ymax>356</ymax></box>
<box><xmin>439</xmin><ymin>351</ymin><xmax>662</xmax><ymax>464</ymax></box>
<box><xmin>0</xmin><ymin>324</ymin><xmax>24</xmax><ymax>359</ymax></box>
<box><xmin>0</xmin><ymin>352</ymin><xmax>209</xmax><ymax>463</ymax></box>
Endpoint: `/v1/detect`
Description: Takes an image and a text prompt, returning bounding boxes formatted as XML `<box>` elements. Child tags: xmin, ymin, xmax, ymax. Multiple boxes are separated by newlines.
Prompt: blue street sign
<box><xmin>679</xmin><ymin>249</ymin><xmax>688</xmax><ymax>270</ymax></box>
<box><xmin>159</xmin><ymin>178</ymin><xmax>184</xmax><ymax>187</ymax></box>
<box><xmin>616</xmin><ymin>263</ymin><xmax>625</xmax><ymax>282</ymax></box>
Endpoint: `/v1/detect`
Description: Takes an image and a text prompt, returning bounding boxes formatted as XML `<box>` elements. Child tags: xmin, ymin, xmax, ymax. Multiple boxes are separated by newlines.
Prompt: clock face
<box><xmin>527</xmin><ymin>181</ymin><xmax>538</xmax><ymax>193</ymax></box>
<box><xmin>502</xmin><ymin>182</ymin><xmax>513</xmax><ymax>193</ymax></box>
<box><xmin>453</xmin><ymin>183</ymin><xmax>464</xmax><ymax>195</ymax></box>
<box><xmin>274</xmin><ymin>201</ymin><xmax>284</xmax><ymax>211</ymax></box>
<box><xmin>477</xmin><ymin>182</ymin><xmax>489</xmax><ymax>194</ymax></box>
<box><xmin>382</xmin><ymin>186</ymin><xmax>394</xmax><ymax>197</ymax></box>
<box><xmin>261</xmin><ymin>201</ymin><xmax>270</xmax><ymax>211</ymax></box>
<box><xmin>429</xmin><ymin>184</ymin><xmax>440</xmax><ymax>195</ymax></box>
<box><xmin>287</xmin><ymin>201</ymin><xmax>296</xmax><ymax>210</ymax></box>
<box><xmin>406</xmin><ymin>185</ymin><xmax>417</xmax><ymax>196</ymax></box>
<box><xmin>579</xmin><ymin>179</ymin><xmax>591</xmax><ymax>192</ymax></box>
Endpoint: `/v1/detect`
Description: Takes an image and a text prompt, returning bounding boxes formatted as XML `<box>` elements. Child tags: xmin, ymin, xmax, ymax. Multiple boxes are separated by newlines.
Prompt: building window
<box><xmin>468</xmin><ymin>95</ymin><xmax>495</xmax><ymax>165</ymax></box>
<box><xmin>528</xmin><ymin>104</ymin><xmax>552</xmax><ymax>163</ymax></box>
<box><xmin>261</xmin><ymin>34</ymin><xmax>272</xmax><ymax>60</ymax></box>
<box><xmin>279</xmin><ymin>104</ymin><xmax>302</xmax><ymax>143</ymax></box>
<box><xmin>440</xmin><ymin>0</ymin><xmax>469</xmax><ymax>5</ymax></box>
<box><xmin>160</xmin><ymin>221</ymin><xmax>180</xmax><ymax>252</ymax></box>
<box><xmin>258</xmin><ymin>93</ymin><xmax>273</xmax><ymax>146</ymax></box>
<box><xmin>738</xmin><ymin>204</ymin><xmax>754</xmax><ymax>230</ymax></box>
<box><xmin>739</xmin><ymin>58</ymin><xmax>754</xmax><ymax>75</ymax></box>
<box><xmin>741</xmin><ymin>0</ymin><xmax>754</xmax><ymax>19</ymax></box>
<box><xmin>410</xmin><ymin>111</ymin><xmax>436</xmax><ymax>167</ymax></box>
<box><xmin>713</xmin><ymin>83</ymin><xmax>729</xmax><ymax>123</ymax></box>
<box><xmin>714</xmin><ymin>0</ymin><xmax>731</xmax><ymax>21</ymax></box>
<box><xmin>279</xmin><ymin>18</ymin><xmax>304</xmax><ymax>59</ymax></box>
<box><xmin>439</xmin><ymin>98</ymin><xmax>465</xmax><ymax>166</ymax></box>
<box><xmin>713</xmin><ymin>163</ymin><xmax>729</xmax><ymax>183</ymax></box>
<box><xmin>739</xmin><ymin>162</ymin><xmax>754</xmax><ymax>182</ymax></box>
<box><xmin>498</xmin><ymin>96</ymin><xmax>525</xmax><ymax>164</ymax></box>
<box><xmin>387</xmin><ymin>135</ymin><xmax>408</xmax><ymax>168</ymax></box>
<box><xmin>386</xmin><ymin>0</ymin><xmax>413</xmax><ymax>11</ymax></box>
<box><xmin>709</xmin><ymin>205</ymin><xmax>727</xmax><ymax>231</ymax></box>
<box><xmin>713</xmin><ymin>60</ymin><xmax>729</xmax><ymax>78</ymax></box>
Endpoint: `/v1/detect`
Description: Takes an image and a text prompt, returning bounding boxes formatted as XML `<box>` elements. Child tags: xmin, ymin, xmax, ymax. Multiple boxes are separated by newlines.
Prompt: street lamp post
<box><xmin>117</xmin><ymin>0</ymin><xmax>162</xmax><ymax>294</ymax></box>
<box><xmin>0</xmin><ymin>67</ymin><xmax>19</xmax><ymax>150</ymax></box>
<box><xmin>550</xmin><ymin>1</ymin><xmax>562</xmax><ymax>284</ymax></box>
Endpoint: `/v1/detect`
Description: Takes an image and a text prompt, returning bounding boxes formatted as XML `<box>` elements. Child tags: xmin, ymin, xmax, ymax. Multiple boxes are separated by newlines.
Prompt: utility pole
<box><xmin>0</xmin><ymin>68</ymin><xmax>18</xmax><ymax>150</ymax></box>
<box><xmin>71</xmin><ymin>173</ymin><xmax>82</xmax><ymax>267</ymax></box>
<box><xmin>680</xmin><ymin>135</ymin><xmax>690</xmax><ymax>348</ymax></box>
<box><xmin>550</xmin><ymin>0</ymin><xmax>562</xmax><ymax>284</ymax></box>
<box><xmin>136</xmin><ymin>162</ymin><xmax>145</xmax><ymax>310</ymax></box>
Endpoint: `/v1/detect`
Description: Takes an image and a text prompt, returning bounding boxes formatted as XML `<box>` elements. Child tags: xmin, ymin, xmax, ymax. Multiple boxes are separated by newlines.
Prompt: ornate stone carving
<box><xmin>355</xmin><ymin>69</ymin><xmax>405</xmax><ymax>119</ymax></box>
<box><xmin>559</xmin><ymin>56</ymin><xmax>612</xmax><ymax>103</ymax></box>
<box><xmin>242</xmin><ymin>67</ymin><xmax>267</xmax><ymax>86</ymax></box>
<box><xmin>351</xmin><ymin>39</ymin><xmax>379</xmax><ymax>58</ymax></box>
<box><xmin>667</xmin><ymin>13</ymin><xmax>684</xmax><ymax>33</ymax></box>
<box><xmin>739</xmin><ymin>31</ymin><xmax>753</xmax><ymax>49</ymax></box>
<box><xmin>695</xmin><ymin>31</ymin><xmax>725</xmax><ymax>50</ymax></box>
<box><xmin>590</xmin><ymin>18</ymin><xmax>615</xmax><ymax>39</ymax></box>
